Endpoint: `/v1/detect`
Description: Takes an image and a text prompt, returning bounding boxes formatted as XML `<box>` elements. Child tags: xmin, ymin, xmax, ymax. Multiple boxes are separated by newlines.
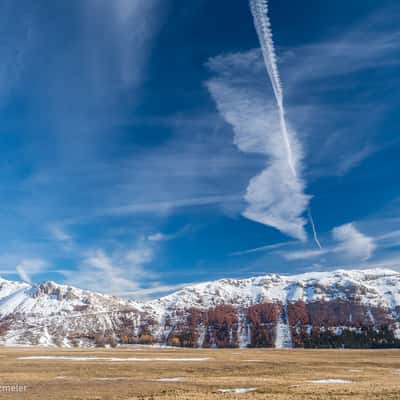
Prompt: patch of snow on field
<box><xmin>18</xmin><ymin>356</ymin><xmax>209</xmax><ymax>362</ymax></box>
<box><xmin>218</xmin><ymin>388</ymin><xmax>257</xmax><ymax>393</ymax></box>
<box><xmin>308</xmin><ymin>379</ymin><xmax>352</xmax><ymax>384</ymax></box>
<box><xmin>94</xmin><ymin>377</ymin><xmax>129</xmax><ymax>381</ymax></box>
<box><xmin>55</xmin><ymin>376</ymin><xmax>79</xmax><ymax>381</ymax></box>
<box><xmin>155</xmin><ymin>377</ymin><xmax>185</xmax><ymax>382</ymax></box>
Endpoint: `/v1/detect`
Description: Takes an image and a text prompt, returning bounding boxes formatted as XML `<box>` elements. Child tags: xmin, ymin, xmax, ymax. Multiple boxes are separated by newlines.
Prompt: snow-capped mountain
<box><xmin>151</xmin><ymin>268</ymin><xmax>400</xmax><ymax>310</ymax></box>
<box><xmin>0</xmin><ymin>268</ymin><xmax>399</xmax><ymax>348</ymax></box>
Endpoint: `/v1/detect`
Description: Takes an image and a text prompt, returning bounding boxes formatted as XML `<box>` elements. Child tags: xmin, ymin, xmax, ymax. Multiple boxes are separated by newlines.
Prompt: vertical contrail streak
<box><xmin>249</xmin><ymin>0</ymin><xmax>296</xmax><ymax>177</ymax></box>
<box><xmin>308</xmin><ymin>208</ymin><xmax>322</xmax><ymax>250</ymax></box>
<box><xmin>249</xmin><ymin>0</ymin><xmax>322</xmax><ymax>248</ymax></box>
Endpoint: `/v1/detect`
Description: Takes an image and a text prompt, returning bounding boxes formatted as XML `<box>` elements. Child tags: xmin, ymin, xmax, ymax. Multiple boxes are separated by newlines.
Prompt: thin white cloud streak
<box><xmin>376</xmin><ymin>230</ymin><xmax>400</xmax><ymax>249</ymax></box>
<box><xmin>377</xmin><ymin>229</ymin><xmax>400</xmax><ymax>240</ymax></box>
<box><xmin>249</xmin><ymin>0</ymin><xmax>297</xmax><ymax>177</ymax></box>
<box><xmin>283</xmin><ymin>6</ymin><xmax>400</xmax><ymax>177</ymax></box>
<box><xmin>284</xmin><ymin>248</ymin><xmax>326</xmax><ymax>261</ymax></box>
<box><xmin>207</xmin><ymin>51</ymin><xmax>310</xmax><ymax>240</ymax></box>
<box><xmin>48</xmin><ymin>224</ymin><xmax>71</xmax><ymax>243</ymax></box>
<box><xmin>104</xmin><ymin>194</ymin><xmax>241</xmax><ymax>217</ymax></box>
<box><xmin>230</xmin><ymin>240</ymin><xmax>294</xmax><ymax>256</ymax></box>
<box><xmin>147</xmin><ymin>233</ymin><xmax>170</xmax><ymax>242</ymax></box>
<box><xmin>308</xmin><ymin>208</ymin><xmax>322</xmax><ymax>250</ymax></box>
<box><xmin>285</xmin><ymin>9</ymin><xmax>400</xmax><ymax>87</ymax></box>
<box><xmin>148</xmin><ymin>225</ymin><xmax>190</xmax><ymax>242</ymax></box>
<box><xmin>335</xmin><ymin>144</ymin><xmax>377</xmax><ymax>176</ymax></box>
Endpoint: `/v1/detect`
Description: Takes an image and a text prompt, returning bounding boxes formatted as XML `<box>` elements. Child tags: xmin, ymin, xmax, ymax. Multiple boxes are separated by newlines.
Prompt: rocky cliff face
<box><xmin>0</xmin><ymin>268</ymin><xmax>399</xmax><ymax>348</ymax></box>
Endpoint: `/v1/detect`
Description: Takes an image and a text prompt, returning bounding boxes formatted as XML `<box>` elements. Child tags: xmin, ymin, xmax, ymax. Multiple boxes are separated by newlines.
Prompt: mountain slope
<box><xmin>0</xmin><ymin>268</ymin><xmax>399</xmax><ymax>348</ymax></box>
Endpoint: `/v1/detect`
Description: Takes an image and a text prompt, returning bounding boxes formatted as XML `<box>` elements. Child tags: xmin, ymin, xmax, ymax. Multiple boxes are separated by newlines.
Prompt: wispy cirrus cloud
<box><xmin>56</xmin><ymin>224</ymin><xmax>191</xmax><ymax>298</ymax></box>
<box><xmin>285</xmin><ymin>6</ymin><xmax>400</xmax><ymax>88</ymax></box>
<box><xmin>48</xmin><ymin>224</ymin><xmax>72</xmax><ymax>244</ymax></box>
<box><xmin>82</xmin><ymin>0</ymin><xmax>163</xmax><ymax>92</ymax></box>
<box><xmin>147</xmin><ymin>225</ymin><xmax>191</xmax><ymax>242</ymax></box>
<box><xmin>230</xmin><ymin>240</ymin><xmax>294</xmax><ymax>256</ymax></box>
<box><xmin>282</xmin><ymin>6</ymin><xmax>400</xmax><ymax>177</ymax></box>
<box><xmin>104</xmin><ymin>194</ymin><xmax>242</xmax><ymax>217</ymax></box>
<box><xmin>0</xmin><ymin>2</ymin><xmax>399</xmax><ymax>293</ymax></box>
<box><xmin>205</xmin><ymin>3</ymin><xmax>400</xmax><ymax>246</ymax></box>
<box><xmin>62</xmin><ymin>242</ymin><xmax>156</xmax><ymax>296</ymax></box>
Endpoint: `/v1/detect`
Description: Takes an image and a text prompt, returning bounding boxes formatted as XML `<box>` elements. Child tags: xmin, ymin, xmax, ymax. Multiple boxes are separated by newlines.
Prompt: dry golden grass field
<box><xmin>0</xmin><ymin>347</ymin><xmax>399</xmax><ymax>399</ymax></box>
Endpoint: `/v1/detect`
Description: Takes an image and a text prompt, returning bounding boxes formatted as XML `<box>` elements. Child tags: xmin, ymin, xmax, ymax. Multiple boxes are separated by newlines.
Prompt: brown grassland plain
<box><xmin>0</xmin><ymin>347</ymin><xmax>399</xmax><ymax>399</ymax></box>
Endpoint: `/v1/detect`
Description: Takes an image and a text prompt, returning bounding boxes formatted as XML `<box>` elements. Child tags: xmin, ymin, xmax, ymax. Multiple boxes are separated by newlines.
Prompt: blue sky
<box><xmin>0</xmin><ymin>0</ymin><xmax>399</xmax><ymax>298</ymax></box>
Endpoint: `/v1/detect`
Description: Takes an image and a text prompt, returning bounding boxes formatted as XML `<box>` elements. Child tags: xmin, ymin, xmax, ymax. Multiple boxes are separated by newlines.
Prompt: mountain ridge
<box><xmin>0</xmin><ymin>267</ymin><xmax>399</xmax><ymax>348</ymax></box>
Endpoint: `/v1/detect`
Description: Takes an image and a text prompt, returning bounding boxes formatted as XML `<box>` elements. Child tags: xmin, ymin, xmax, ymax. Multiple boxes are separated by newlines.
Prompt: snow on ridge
<box><xmin>0</xmin><ymin>267</ymin><xmax>399</xmax><ymax>347</ymax></box>
<box><xmin>0</xmin><ymin>278</ymin><xmax>136</xmax><ymax>322</ymax></box>
<box><xmin>0</xmin><ymin>267</ymin><xmax>399</xmax><ymax>324</ymax></box>
<box><xmin>152</xmin><ymin>267</ymin><xmax>400</xmax><ymax>310</ymax></box>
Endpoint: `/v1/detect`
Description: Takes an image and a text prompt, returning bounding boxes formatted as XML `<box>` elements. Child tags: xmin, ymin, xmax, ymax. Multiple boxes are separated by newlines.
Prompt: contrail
<box><xmin>308</xmin><ymin>208</ymin><xmax>322</xmax><ymax>250</ymax></box>
<box><xmin>249</xmin><ymin>0</ymin><xmax>322</xmax><ymax>248</ymax></box>
<box><xmin>249</xmin><ymin>0</ymin><xmax>296</xmax><ymax>177</ymax></box>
